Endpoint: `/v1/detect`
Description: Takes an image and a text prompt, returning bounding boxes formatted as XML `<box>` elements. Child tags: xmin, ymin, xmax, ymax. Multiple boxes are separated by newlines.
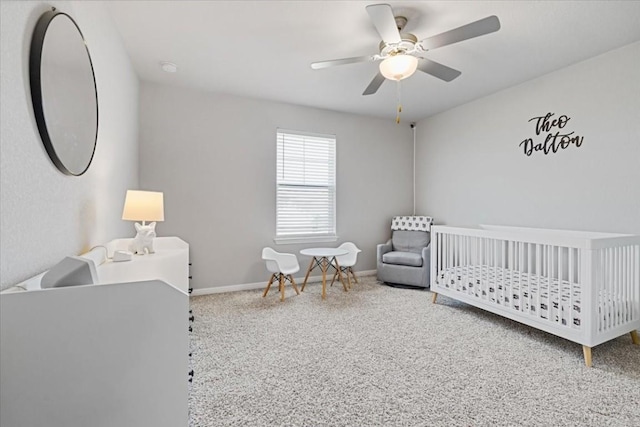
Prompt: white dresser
<box><xmin>0</xmin><ymin>237</ymin><xmax>190</xmax><ymax>427</ymax></box>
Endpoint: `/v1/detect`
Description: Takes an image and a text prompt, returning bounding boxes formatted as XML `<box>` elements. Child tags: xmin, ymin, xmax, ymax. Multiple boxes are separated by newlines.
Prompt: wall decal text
<box><xmin>519</xmin><ymin>112</ymin><xmax>584</xmax><ymax>156</ymax></box>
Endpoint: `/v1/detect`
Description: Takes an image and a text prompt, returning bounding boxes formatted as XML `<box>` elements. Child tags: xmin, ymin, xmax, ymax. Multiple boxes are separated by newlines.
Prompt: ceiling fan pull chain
<box><xmin>396</xmin><ymin>80</ymin><xmax>402</xmax><ymax>124</ymax></box>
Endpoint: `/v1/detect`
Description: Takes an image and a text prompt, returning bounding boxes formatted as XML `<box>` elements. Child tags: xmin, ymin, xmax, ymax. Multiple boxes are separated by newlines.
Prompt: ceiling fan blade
<box><xmin>363</xmin><ymin>72</ymin><xmax>386</xmax><ymax>96</ymax></box>
<box><xmin>419</xmin><ymin>15</ymin><xmax>500</xmax><ymax>50</ymax></box>
<box><xmin>366</xmin><ymin>4</ymin><xmax>401</xmax><ymax>44</ymax></box>
<box><xmin>311</xmin><ymin>55</ymin><xmax>379</xmax><ymax>70</ymax></box>
<box><xmin>417</xmin><ymin>58</ymin><xmax>462</xmax><ymax>82</ymax></box>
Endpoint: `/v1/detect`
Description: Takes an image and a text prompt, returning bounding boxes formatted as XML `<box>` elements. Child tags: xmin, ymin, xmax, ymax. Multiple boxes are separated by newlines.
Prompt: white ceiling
<box><xmin>106</xmin><ymin>1</ymin><xmax>640</xmax><ymax>122</ymax></box>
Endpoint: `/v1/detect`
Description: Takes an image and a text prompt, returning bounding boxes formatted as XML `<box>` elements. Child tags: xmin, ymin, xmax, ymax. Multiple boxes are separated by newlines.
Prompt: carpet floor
<box><xmin>189</xmin><ymin>276</ymin><xmax>640</xmax><ymax>427</ymax></box>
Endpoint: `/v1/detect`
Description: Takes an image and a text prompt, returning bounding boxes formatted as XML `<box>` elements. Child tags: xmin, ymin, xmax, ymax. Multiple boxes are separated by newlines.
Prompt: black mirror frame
<box><xmin>29</xmin><ymin>8</ymin><xmax>99</xmax><ymax>176</ymax></box>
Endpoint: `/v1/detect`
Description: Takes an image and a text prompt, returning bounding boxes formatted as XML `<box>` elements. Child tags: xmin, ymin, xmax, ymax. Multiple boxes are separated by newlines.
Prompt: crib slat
<box><xmin>444</xmin><ymin>232</ymin><xmax>447</xmax><ymax>278</ymax></box>
<box><xmin>558</xmin><ymin>245</ymin><xmax>564</xmax><ymax>326</ymax></box>
<box><xmin>616</xmin><ymin>247</ymin><xmax>621</xmax><ymax>327</ymax></box>
<box><xmin>624</xmin><ymin>246</ymin><xmax>629</xmax><ymax>323</ymax></box>
<box><xmin>623</xmin><ymin>246</ymin><xmax>628</xmax><ymax>323</ymax></box>
<box><xmin>481</xmin><ymin>237</ymin><xmax>485</xmax><ymax>300</ymax></box>
<box><xmin>569</xmin><ymin>248</ymin><xmax>574</xmax><ymax>329</ymax></box>
<box><xmin>550</xmin><ymin>245</ymin><xmax>555</xmax><ymax>323</ymax></box>
<box><xmin>438</xmin><ymin>233</ymin><xmax>446</xmax><ymax>280</ymax></box>
<box><xmin>633</xmin><ymin>245</ymin><xmax>638</xmax><ymax>321</ymax></box>
<box><xmin>628</xmin><ymin>245</ymin><xmax>633</xmax><ymax>322</ymax></box>
<box><xmin>441</xmin><ymin>232</ymin><xmax>445</xmax><ymax>273</ymax></box>
<box><xmin>602</xmin><ymin>248</ymin><xmax>620</xmax><ymax>328</ymax></box>
<box><xmin>468</xmin><ymin>236</ymin><xmax>472</xmax><ymax>294</ymax></box>
<box><xmin>528</xmin><ymin>243</ymin><xmax>532</xmax><ymax>316</ymax></box>
<box><xmin>485</xmin><ymin>237</ymin><xmax>489</xmax><ymax>301</ymax></box>
<box><xmin>613</xmin><ymin>247</ymin><xmax>617</xmax><ymax>328</ymax></box>
<box><xmin>510</xmin><ymin>240</ymin><xmax>514</xmax><ymax>306</ymax></box>
<box><xmin>450</xmin><ymin>234</ymin><xmax>453</xmax><ymax>271</ymax></box>
<box><xmin>549</xmin><ymin>246</ymin><xmax>560</xmax><ymax>323</ymax></box>
<box><xmin>633</xmin><ymin>245</ymin><xmax>637</xmax><ymax>321</ymax></box>
<box><xmin>437</xmin><ymin>232</ymin><xmax>441</xmax><ymax>281</ymax></box>
<box><xmin>536</xmin><ymin>244</ymin><xmax>541</xmax><ymax>320</ymax></box>
<box><xmin>600</xmin><ymin>249</ymin><xmax>606</xmax><ymax>332</ymax></box>
<box><xmin>602</xmin><ymin>248</ymin><xmax>607</xmax><ymax>331</ymax></box>
<box><xmin>518</xmin><ymin>242</ymin><xmax>523</xmax><ymax>312</ymax></box>
<box><xmin>461</xmin><ymin>235</ymin><xmax>465</xmax><ymax>293</ymax></box>
<box><xmin>630</xmin><ymin>245</ymin><xmax>634</xmax><ymax>321</ymax></box>
<box><xmin>465</xmin><ymin>236</ymin><xmax>469</xmax><ymax>294</ymax></box>
<box><xmin>446</xmin><ymin>232</ymin><xmax>449</xmax><ymax>270</ymax></box>
<box><xmin>444</xmin><ymin>233</ymin><xmax>448</xmax><ymax>273</ymax></box>
<box><xmin>611</xmin><ymin>247</ymin><xmax>616</xmax><ymax>329</ymax></box>
<box><xmin>452</xmin><ymin>234</ymin><xmax>456</xmax><ymax>270</ymax></box>
<box><xmin>473</xmin><ymin>237</ymin><xmax>477</xmax><ymax>297</ymax></box>
<box><xmin>630</xmin><ymin>245</ymin><xmax>635</xmax><ymax>321</ymax></box>
<box><xmin>625</xmin><ymin>246</ymin><xmax>629</xmax><ymax>322</ymax></box>
<box><xmin>583</xmin><ymin>247</ymin><xmax>597</xmax><ymax>342</ymax></box>
<box><xmin>619</xmin><ymin>247</ymin><xmax>625</xmax><ymax>325</ymax></box>
<box><xmin>549</xmin><ymin>245</ymin><xmax>553</xmax><ymax>323</ymax></box>
<box><xmin>494</xmin><ymin>239</ymin><xmax>498</xmax><ymax>304</ymax></box>
<box><xmin>607</xmin><ymin>248</ymin><xmax>612</xmax><ymax>330</ymax></box>
<box><xmin>480</xmin><ymin>237</ymin><xmax>484</xmax><ymax>300</ymax></box>
<box><xmin>485</xmin><ymin>238</ymin><xmax>489</xmax><ymax>301</ymax></box>
<box><xmin>440</xmin><ymin>233</ymin><xmax>444</xmax><ymax>280</ymax></box>
<box><xmin>502</xmin><ymin>240</ymin><xmax>506</xmax><ymax>304</ymax></box>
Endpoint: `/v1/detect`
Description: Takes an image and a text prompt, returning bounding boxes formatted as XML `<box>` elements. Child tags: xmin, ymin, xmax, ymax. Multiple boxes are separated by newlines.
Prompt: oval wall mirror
<box><xmin>30</xmin><ymin>8</ymin><xmax>98</xmax><ymax>176</ymax></box>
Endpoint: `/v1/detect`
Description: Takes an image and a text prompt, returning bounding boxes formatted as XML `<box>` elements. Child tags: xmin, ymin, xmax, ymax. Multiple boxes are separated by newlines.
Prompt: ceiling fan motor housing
<box><xmin>395</xmin><ymin>16</ymin><xmax>408</xmax><ymax>32</ymax></box>
<box><xmin>379</xmin><ymin>33</ymin><xmax>418</xmax><ymax>57</ymax></box>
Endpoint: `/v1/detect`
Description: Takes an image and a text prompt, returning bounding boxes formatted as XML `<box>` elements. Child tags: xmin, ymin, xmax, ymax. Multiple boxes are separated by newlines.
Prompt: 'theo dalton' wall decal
<box><xmin>519</xmin><ymin>112</ymin><xmax>584</xmax><ymax>156</ymax></box>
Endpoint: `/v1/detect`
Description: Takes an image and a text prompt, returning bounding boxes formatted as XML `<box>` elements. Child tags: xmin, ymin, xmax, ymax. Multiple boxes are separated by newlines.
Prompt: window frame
<box><xmin>274</xmin><ymin>128</ymin><xmax>337</xmax><ymax>245</ymax></box>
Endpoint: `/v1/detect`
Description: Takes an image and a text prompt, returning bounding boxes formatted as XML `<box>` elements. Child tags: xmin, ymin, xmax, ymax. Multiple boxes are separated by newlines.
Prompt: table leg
<box><xmin>333</xmin><ymin>257</ymin><xmax>348</xmax><ymax>292</ymax></box>
<box><xmin>290</xmin><ymin>275</ymin><xmax>300</xmax><ymax>295</ymax></box>
<box><xmin>301</xmin><ymin>258</ymin><xmax>315</xmax><ymax>292</ymax></box>
<box><xmin>329</xmin><ymin>270</ymin><xmax>339</xmax><ymax>287</ymax></box>
<box><xmin>321</xmin><ymin>257</ymin><xmax>327</xmax><ymax>300</ymax></box>
<box><xmin>351</xmin><ymin>268</ymin><xmax>359</xmax><ymax>284</ymax></box>
<box><xmin>279</xmin><ymin>274</ymin><xmax>285</xmax><ymax>302</ymax></box>
<box><xmin>262</xmin><ymin>273</ymin><xmax>275</xmax><ymax>298</ymax></box>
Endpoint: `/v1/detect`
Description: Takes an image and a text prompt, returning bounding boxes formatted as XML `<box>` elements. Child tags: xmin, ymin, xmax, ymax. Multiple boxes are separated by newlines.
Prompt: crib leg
<box><xmin>631</xmin><ymin>330</ymin><xmax>639</xmax><ymax>345</ymax></box>
<box><xmin>431</xmin><ymin>292</ymin><xmax>438</xmax><ymax>304</ymax></box>
<box><xmin>582</xmin><ymin>346</ymin><xmax>592</xmax><ymax>368</ymax></box>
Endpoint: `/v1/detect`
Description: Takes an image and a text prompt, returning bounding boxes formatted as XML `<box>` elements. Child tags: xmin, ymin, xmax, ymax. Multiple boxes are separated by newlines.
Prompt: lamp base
<box><xmin>129</xmin><ymin>221</ymin><xmax>157</xmax><ymax>255</ymax></box>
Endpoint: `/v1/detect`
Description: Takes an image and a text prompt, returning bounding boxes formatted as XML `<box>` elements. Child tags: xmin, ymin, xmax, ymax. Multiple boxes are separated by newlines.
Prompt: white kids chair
<box><xmin>330</xmin><ymin>242</ymin><xmax>362</xmax><ymax>289</ymax></box>
<box><xmin>262</xmin><ymin>247</ymin><xmax>300</xmax><ymax>302</ymax></box>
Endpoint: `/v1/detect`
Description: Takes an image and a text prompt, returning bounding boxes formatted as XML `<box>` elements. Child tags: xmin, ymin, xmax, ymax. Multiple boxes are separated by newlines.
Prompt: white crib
<box><xmin>430</xmin><ymin>225</ymin><xmax>640</xmax><ymax>367</ymax></box>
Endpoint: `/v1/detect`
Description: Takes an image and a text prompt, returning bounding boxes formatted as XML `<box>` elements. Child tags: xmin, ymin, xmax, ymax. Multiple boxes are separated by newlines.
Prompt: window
<box><xmin>275</xmin><ymin>129</ymin><xmax>336</xmax><ymax>243</ymax></box>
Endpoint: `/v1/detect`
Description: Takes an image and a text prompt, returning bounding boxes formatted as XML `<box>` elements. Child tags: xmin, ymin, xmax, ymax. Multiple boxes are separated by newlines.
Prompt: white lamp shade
<box><xmin>122</xmin><ymin>190</ymin><xmax>165</xmax><ymax>222</ymax></box>
<box><xmin>379</xmin><ymin>55</ymin><xmax>419</xmax><ymax>81</ymax></box>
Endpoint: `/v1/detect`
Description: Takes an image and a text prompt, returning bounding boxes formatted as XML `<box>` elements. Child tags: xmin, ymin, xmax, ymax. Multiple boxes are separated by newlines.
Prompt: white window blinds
<box><xmin>276</xmin><ymin>129</ymin><xmax>336</xmax><ymax>240</ymax></box>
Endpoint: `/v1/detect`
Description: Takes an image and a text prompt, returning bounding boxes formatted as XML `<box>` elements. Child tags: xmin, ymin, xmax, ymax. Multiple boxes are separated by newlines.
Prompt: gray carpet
<box><xmin>189</xmin><ymin>276</ymin><xmax>640</xmax><ymax>427</ymax></box>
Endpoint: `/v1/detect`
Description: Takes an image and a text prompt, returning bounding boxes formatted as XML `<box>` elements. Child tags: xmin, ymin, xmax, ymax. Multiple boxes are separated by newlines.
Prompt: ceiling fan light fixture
<box><xmin>379</xmin><ymin>54</ymin><xmax>418</xmax><ymax>81</ymax></box>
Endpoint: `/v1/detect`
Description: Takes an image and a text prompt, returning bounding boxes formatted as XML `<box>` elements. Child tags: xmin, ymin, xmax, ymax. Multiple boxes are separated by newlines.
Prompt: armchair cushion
<box><xmin>391</xmin><ymin>230</ymin><xmax>430</xmax><ymax>254</ymax></box>
<box><xmin>382</xmin><ymin>251</ymin><xmax>423</xmax><ymax>267</ymax></box>
<box><xmin>377</xmin><ymin>240</ymin><xmax>392</xmax><ymax>261</ymax></box>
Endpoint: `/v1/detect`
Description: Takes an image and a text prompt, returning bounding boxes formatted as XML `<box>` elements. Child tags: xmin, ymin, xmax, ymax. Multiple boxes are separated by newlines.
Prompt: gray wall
<box><xmin>139</xmin><ymin>82</ymin><xmax>413</xmax><ymax>290</ymax></box>
<box><xmin>415</xmin><ymin>41</ymin><xmax>640</xmax><ymax>234</ymax></box>
<box><xmin>0</xmin><ymin>1</ymin><xmax>139</xmax><ymax>289</ymax></box>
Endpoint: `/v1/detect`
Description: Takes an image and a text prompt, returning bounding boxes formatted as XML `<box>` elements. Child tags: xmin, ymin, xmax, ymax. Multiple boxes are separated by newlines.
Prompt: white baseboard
<box><xmin>191</xmin><ymin>269</ymin><xmax>377</xmax><ymax>296</ymax></box>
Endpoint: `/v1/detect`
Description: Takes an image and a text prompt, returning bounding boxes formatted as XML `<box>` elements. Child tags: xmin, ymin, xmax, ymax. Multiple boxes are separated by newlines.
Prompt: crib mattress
<box><xmin>436</xmin><ymin>265</ymin><xmax>582</xmax><ymax>327</ymax></box>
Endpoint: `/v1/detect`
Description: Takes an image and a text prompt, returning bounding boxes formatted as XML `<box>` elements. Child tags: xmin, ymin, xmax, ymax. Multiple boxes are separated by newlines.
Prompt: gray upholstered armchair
<box><xmin>377</xmin><ymin>216</ymin><xmax>432</xmax><ymax>288</ymax></box>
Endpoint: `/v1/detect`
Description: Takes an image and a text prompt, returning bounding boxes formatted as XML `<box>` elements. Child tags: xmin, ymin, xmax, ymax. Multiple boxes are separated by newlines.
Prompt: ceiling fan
<box><xmin>311</xmin><ymin>3</ymin><xmax>501</xmax><ymax>96</ymax></box>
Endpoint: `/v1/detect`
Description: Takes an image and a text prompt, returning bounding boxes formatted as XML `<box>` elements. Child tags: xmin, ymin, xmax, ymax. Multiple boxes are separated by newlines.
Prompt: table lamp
<box><xmin>121</xmin><ymin>190</ymin><xmax>164</xmax><ymax>255</ymax></box>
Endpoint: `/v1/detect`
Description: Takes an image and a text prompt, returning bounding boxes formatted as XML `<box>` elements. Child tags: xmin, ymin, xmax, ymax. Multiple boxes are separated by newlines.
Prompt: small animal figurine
<box><xmin>130</xmin><ymin>222</ymin><xmax>157</xmax><ymax>255</ymax></box>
